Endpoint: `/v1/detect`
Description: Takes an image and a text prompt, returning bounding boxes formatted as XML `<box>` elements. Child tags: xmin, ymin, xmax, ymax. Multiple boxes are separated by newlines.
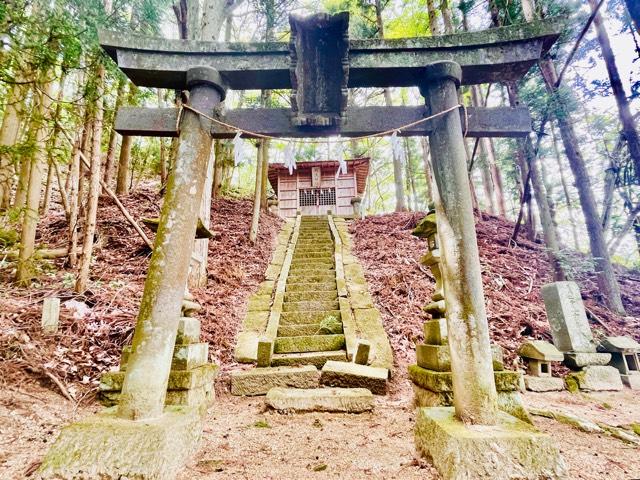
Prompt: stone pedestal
<box><xmin>598</xmin><ymin>336</ymin><xmax>640</xmax><ymax>390</ymax></box>
<box><xmin>38</xmin><ymin>406</ymin><xmax>202</xmax><ymax>479</ymax></box>
<box><xmin>566</xmin><ymin>365</ymin><xmax>624</xmax><ymax>392</ymax></box>
<box><xmin>415</xmin><ymin>407</ymin><xmax>567</xmax><ymax>480</ymax></box>
<box><xmin>99</xmin><ymin>316</ymin><xmax>218</xmax><ymax>411</ymax></box>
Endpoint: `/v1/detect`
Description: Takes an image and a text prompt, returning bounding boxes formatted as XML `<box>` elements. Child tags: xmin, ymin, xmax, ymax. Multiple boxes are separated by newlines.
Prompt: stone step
<box><xmin>280</xmin><ymin>310</ymin><xmax>342</xmax><ymax>325</ymax></box>
<box><xmin>292</xmin><ymin>253</ymin><xmax>334</xmax><ymax>260</ymax></box>
<box><xmin>230</xmin><ymin>365</ymin><xmax>320</xmax><ymax>396</ymax></box>
<box><xmin>287</xmin><ymin>273</ymin><xmax>336</xmax><ymax>283</ymax></box>
<box><xmin>278</xmin><ymin>323</ymin><xmax>344</xmax><ymax>337</ymax></box>
<box><xmin>289</xmin><ymin>260</ymin><xmax>335</xmax><ymax>272</ymax></box>
<box><xmin>282</xmin><ymin>300</ymin><xmax>340</xmax><ymax>312</ymax></box>
<box><xmin>274</xmin><ymin>334</ymin><xmax>345</xmax><ymax>353</ymax></box>
<box><xmin>320</xmin><ymin>361</ymin><xmax>389</xmax><ymax>395</ymax></box>
<box><xmin>289</xmin><ymin>260</ymin><xmax>334</xmax><ymax>267</ymax></box>
<box><xmin>284</xmin><ymin>291</ymin><xmax>338</xmax><ymax>302</ymax></box>
<box><xmin>286</xmin><ymin>282</ymin><xmax>336</xmax><ymax>292</ymax></box>
<box><xmin>271</xmin><ymin>350</ymin><xmax>348</xmax><ymax>369</ymax></box>
<box><xmin>265</xmin><ymin>387</ymin><xmax>374</xmax><ymax>413</ymax></box>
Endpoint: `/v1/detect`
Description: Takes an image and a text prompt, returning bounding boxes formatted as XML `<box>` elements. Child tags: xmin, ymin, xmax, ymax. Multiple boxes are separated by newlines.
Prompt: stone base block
<box><xmin>320</xmin><ymin>360</ymin><xmax>388</xmax><ymax>395</ymax></box>
<box><xmin>412</xmin><ymin>384</ymin><xmax>452</xmax><ymax>407</ymax></box>
<box><xmin>230</xmin><ymin>365</ymin><xmax>320</xmax><ymax>396</ymax></box>
<box><xmin>417</xmin><ymin>344</ymin><xmax>451</xmax><ymax>371</ymax></box>
<box><xmin>415</xmin><ymin>407</ymin><xmax>567</xmax><ymax>480</ymax></box>
<box><xmin>265</xmin><ymin>387</ymin><xmax>374</xmax><ymax>413</ymax></box>
<box><xmin>566</xmin><ymin>365</ymin><xmax>623</xmax><ymax>391</ymax></box>
<box><xmin>38</xmin><ymin>406</ymin><xmax>202</xmax><ymax>480</ymax></box>
<box><xmin>176</xmin><ymin>317</ymin><xmax>201</xmax><ymax>345</ymax></box>
<box><xmin>564</xmin><ymin>352</ymin><xmax>611</xmax><ymax>369</ymax></box>
<box><xmin>234</xmin><ymin>331</ymin><xmax>259</xmax><ymax>363</ymax></box>
<box><xmin>409</xmin><ymin>365</ymin><xmax>520</xmax><ymax>393</ymax></box>
<box><xmin>100</xmin><ymin>364</ymin><xmax>218</xmax><ymax>393</ymax></box>
<box><xmin>524</xmin><ymin>375</ymin><xmax>565</xmax><ymax>392</ymax></box>
<box><xmin>621</xmin><ymin>373</ymin><xmax>640</xmax><ymax>390</ymax></box>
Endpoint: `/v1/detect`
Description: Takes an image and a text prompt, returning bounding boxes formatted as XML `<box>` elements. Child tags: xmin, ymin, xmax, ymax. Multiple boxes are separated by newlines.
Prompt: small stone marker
<box><xmin>541</xmin><ymin>281</ymin><xmax>595</xmax><ymax>353</ymax></box>
<box><xmin>41</xmin><ymin>297</ymin><xmax>60</xmax><ymax>334</ymax></box>
<box><xmin>353</xmin><ymin>340</ymin><xmax>371</xmax><ymax>365</ymax></box>
<box><xmin>256</xmin><ymin>338</ymin><xmax>273</xmax><ymax>367</ymax></box>
<box><xmin>265</xmin><ymin>387</ymin><xmax>374</xmax><ymax>413</ymax></box>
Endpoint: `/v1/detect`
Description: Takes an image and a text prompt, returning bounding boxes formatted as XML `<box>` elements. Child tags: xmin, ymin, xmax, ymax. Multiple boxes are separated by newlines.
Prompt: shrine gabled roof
<box><xmin>268</xmin><ymin>158</ymin><xmax>370</xmax><ymax>196</ymax></box>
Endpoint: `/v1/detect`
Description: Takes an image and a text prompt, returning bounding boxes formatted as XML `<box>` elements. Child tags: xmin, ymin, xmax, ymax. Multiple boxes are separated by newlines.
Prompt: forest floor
<box><xmin>1</xmin><ymin>187</ymin><xmax>639</xmax><ymax>478</ymax></box>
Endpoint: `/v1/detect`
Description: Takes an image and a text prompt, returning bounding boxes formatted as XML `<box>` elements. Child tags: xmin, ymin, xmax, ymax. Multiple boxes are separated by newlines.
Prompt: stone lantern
<box><xmin>518</xmin><ymin>340</ymin><xmax>565</xmax><ymax>392</ymax></box>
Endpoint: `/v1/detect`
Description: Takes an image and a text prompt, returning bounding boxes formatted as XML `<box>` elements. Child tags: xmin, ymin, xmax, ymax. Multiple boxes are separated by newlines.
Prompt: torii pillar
<box><xmin>37</xmin><ymin>66</ymin><xmax>227</xmax><ymax>478</ymax></box>
<box><xmin>415</xmin><ymin>61</ymin><xmax>566</xmax><ymax>479</ymax></box>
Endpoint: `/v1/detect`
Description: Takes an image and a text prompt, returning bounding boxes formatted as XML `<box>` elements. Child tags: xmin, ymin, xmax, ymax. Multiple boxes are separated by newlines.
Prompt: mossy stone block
<box><xmin>417</xmin><ymin>344</ymin><xmax>451</xmax><ymax>372</ymax></box>
<box><xmin>265</xmin><ymin>387</ymin><xmax>374</xmax><ymax>413</ymax></box>
<box><xmin>494</xmin><ymin>371</ymin><xmax>521</xmax><ymax>392</ymax></box>
<box><xmin>230</xmin><ymin>365</ymin><xmax>320</xmax><ymax>396</ymax></box>
<box><xmin>176</xmin><ymin>317</ymin><xmax>200</xmax><ymax>345</ymax></box>
<box><xmin>38</xmin><ymin>406</ymin><xmax>203</xmax><ymax>480</ymax></box>
<box><xmin>423</xmin><ymin>319</ymin><xmax>448</xmax><ymax>345</ymax></box>
<box><xmin>247</xmin><ymin>295</ymin><xmax>272</xmax><ymax>312</ymax></box>
<box><xmin>173</xmin><ymin>343</ymin><xmax>208</xmax><ymax>371</ymax></box>
<box><xmin>408</xmin><ymin>365</ymin><xmax>453</xmax><ymax>392</ymax></box>
<box><xmin>415</xmin><ymin>407</ymin><xmax>567</xmax><ymax>480</ymax></box>
<box><xmin>320</xmin><ymin>360</ymin><xmax>388</xmax><ymax>395</ymax></box>
<box><xmin>274</xmin><ymin>334</ymin><xmax>345</xmax><ymax>354</ymax></box>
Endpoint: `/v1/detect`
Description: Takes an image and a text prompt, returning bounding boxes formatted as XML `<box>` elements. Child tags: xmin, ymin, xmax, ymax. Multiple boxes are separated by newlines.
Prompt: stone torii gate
<box><xmin>39</xmin><ymin>13</ymin><xmax>566</xmax><ymax>480</ymax></box>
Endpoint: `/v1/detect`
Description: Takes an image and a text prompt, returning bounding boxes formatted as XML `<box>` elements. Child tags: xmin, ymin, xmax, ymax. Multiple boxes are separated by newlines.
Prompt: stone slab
<box><xmin>598</xmin><ymin>336</ymin><xmax>640</xmax><ymax>353</ymax></box>
<box><xmin>352</xmin><ymin>308</ymin><xmax>394</xmax><ymax>371</ymax></box>
<box><xmin>518</xmin><ymin>340</ymin><xmax>564</xmax><ymax>361</ymax></box>
<box><xmin>541</xmin><ymin>281</ymin><xmax>595</xmax><ymax>353</ymax></box>
<box><xmin>271</xmin><ymin>350</ymin><xmax>348</xmax><ymax>369</ymax></box>
<box><xmin>282</xmin><ymin>300</ymin><xmax>340</xmax><ymax>312</ymax></box>
<box><xmin>566</xmin><ymin>365</ymin><xmax>623</xmax><ymax>392</ymax></box>
<box><xmin>38</xmin><ymin>406</ymin><xmax>203</xmax><ymax>480</ymax></box>
<box><xmin>265</xmin><ymin>387</ymin><xmax>374</xmax><ymax>413</ymax></box>
<box><xmin>230</xmin><ymin>365</ymin><xmax>320</xmax><ymax>396</ymax></box>
<box><xmin>354</xmin><ymin>340</ymin><xmax>371</xmax><ymax>365</ymax></box>
<box><xmin>320</xmin><ymin>360</ymin><xmax>388</xmax><ymax>395</ymax></box>
<box><xmin>415</xmin><ymin>407</ymin><xmax>567</xmax><ymax>480</ymax></box>
<box><xmin>524</xmin><ymin>375</ymin><xmax>565</xmax><ymax>392</ymax></box>
<box><xmin>563</xmin><ymin>352</ymin><xmax>611</xmax><ymax>369</ymax></box>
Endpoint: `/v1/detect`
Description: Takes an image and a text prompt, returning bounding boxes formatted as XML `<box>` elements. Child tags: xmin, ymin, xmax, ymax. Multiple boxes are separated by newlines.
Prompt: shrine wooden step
<box><xmin>271</xmin><ymin>350</ymin><xmax>348</xmax><ymax>369</ymax></box>
<box><xmin>275</xmin><ymin>334</ymin><xmax>345</xmax><ymax>354</ymax></box>
<box><xmin>283</xmin><ymin>300</ymin><xmax>340</xmax><ymax>312</ymax></box>
<box><xmin>280</xmin><ymin>310</ymin><xmax>341</xmax><ymax>325</ymax></box>
<box><xmin>286</xmin><ymin>282</ymin><xmax>337</xmax><ymax>292</ymax></box>
<box><xmin>284</xmin><ymin>291</ymin><xmax>338</xmax><ymax>302</ymax></box>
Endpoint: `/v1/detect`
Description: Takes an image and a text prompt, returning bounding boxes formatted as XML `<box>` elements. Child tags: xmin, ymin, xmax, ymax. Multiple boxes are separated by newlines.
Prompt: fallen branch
<box><xmin>56</xmin><ymin>122</ymin><xmax>154</xmax><ymax>250</ymax></box>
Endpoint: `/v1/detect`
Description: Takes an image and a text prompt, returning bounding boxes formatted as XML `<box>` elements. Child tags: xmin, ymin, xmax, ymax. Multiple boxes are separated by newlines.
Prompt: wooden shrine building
<box><xmin>268</xmin><ymin>158</ymin><xmax>370</xmax><ymax>217</ymax></box>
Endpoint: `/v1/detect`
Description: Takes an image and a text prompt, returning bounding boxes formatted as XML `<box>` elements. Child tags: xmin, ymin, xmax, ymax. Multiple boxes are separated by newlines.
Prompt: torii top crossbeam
<box><xmin>100</xmin><ymin>13</ymin><xmax>560</xmax><ymax>137</ymax></box>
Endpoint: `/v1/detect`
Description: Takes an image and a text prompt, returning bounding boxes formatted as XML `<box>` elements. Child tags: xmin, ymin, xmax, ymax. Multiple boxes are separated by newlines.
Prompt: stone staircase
<box><xmin>273</xmin><ymin>215</ymin><xmax>348</xmax><ymax>368</ymax></box>
<box><xmin>231</xmin><ymin>214</ymin><xmax>393</xmax><ymax>410</ymax></box>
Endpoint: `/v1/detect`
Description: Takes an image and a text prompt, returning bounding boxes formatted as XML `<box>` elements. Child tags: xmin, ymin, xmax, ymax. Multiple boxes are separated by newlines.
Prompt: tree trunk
<box><xmin>158</xmin><ymin>90</ymin><xmax>168</xmax><ymax>186</ymax></box>
<box><xmin>420</xmin><ymin>137</ymin><xmax>433</xmax><ymax>206</ymax></box>
<box><xmin>550</xmin><ymin>122</ymin><xmax>580</xmax><ymax>250</ymax></box>
<box><xmin>104</xmin><ymin>77</ymin><xmax>125</xmax><ymax>187</ymax></box>
<box><xmin>440</xmin><ymin>0</ymin><xmax>453</xmax><ymax>33</ymax></box>
<box><xmin>115</xmin><ymin>83</ymin><xmax>137</xmax><ymax>196</ymax></box>
<box><xmin>41</xmin><ymin>75</ymin><xmax>66</xmax><ymax>216</ymax></box>
<box><xmin>539</xmin><ymin>58</ymin><xmax>625</xmax><ymax>314</ymax></box>
<box><xmin>373</xmin><ymin>0</ymin><xmax>407</xmax><ymax>212</ymax></box>
<box><xmin>41</xmin><ymin>162</ymin><xmax>54</xmax><ymax>215</ymax></box>
<box><xmin>507</xmin><ymin>82</ymin><xmax>565</xmax><ymax>279</ymax></box>
<box><xmin>0</xmin><ymin>82</ymin><xmax>24</xmax><ymax>210</ymax></box>
<box><xmin>426</xmin><ymin>0</ymin><xmax>440</xmax><ymax>35</ymax></box>
<box><xmin>249</xmin><ymin>143</ymin><xmax>263</xmax><ymax>243</ymax></box>
<box><xmin>16</xmin><ymin>79</ymin><xmax>54</xmax><ymax>284</ymax></box>
<box><xmin>624</xmin><ymin>0</ymin><xmax>640</xmax><ymax>34</ymax></box>
<box><xmin>588</xmin><ymin>0</ymin><xmax>640</xmax><ymax>184</ymax></box>
<box><xmin>260</xmin><ymin>140</ymin><xmax>269</xmax><ymax>212</ymax></box>
<box><xmin>76</xmin><ymin>65</ymin><xmax>105</xmax><ymax>293</ymax></box>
